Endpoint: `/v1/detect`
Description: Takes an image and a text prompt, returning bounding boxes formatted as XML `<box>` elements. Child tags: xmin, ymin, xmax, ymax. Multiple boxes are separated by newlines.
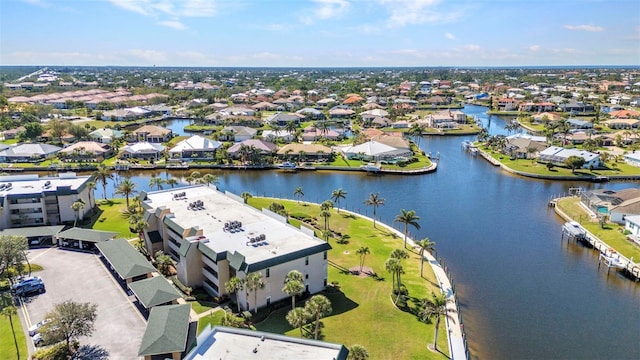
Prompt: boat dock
<box><xmin>561</xmin><ymin>221</ymin><xmax>640</xmax><ymax>281</ymax></box>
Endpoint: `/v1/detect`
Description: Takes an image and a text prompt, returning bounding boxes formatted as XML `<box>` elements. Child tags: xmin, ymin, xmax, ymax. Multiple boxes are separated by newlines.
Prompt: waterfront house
<box><xmin>504</xmin><ymin>137</ymin><xmax>548</xmax><ymax>159</ymax></box>
<box><xmin>328</xmin><ymin>107</ymin><xmax>355</xmax><ymax>119</ymax></box>
<box><xmin>58</xmin><ymin>141</ymin><xmax>112</xmax><ymax>162</ymax></box>
<box><xmin>141</xmin><ymin>185</ymin><xmax>331</xmax><ymax>312</ymax></box>
<box><xmin>252</xmin><ymin>101</ymin><xmax>278</xmax><ymax>111</ymax></box>
<box><xmin>227</xmin><ymin>139</ymin><xmax>277</xmax><ymax>159</ymax></box>
<box><xmin>133</xmin><ymin>125</ymin><xmax>173</xmax><ymax>143</ymax></box>
<box><xmin>519</xmin><ymin>102</ymin><xmax>556</xmax><ymax>113</ymax></box>
<box><xmin>261</xmin><ymin>129</ymin><xmax>296</xmax><ymax>143</ymax></box>
<box><xmin>559</xmin><ymin>101</ymin><xmax>595</xmax><ymax>114</ymax></box>
<box><xmin>603</xmin><ymin>118</ymin><xmax>640</xmax><ymax>129</ymax></box>
<box><xmin>89</xmin><ymin>128</ymin><xmax>124</xmax><ymax>144</ymax></box>
<box><xmin>220</xmin><ymin>106</ymin><xmax>255</xmax><ymax>116</ymax></box>
<box><xmin>339</xmin><ymin>140</ymin><xmax>411</xmax><ymax>161</ymax></box>
<box><xmin>532</xmin><ymin>112</ymin><xmax>564</xmax><ymax>124</ymax></box>
<box><xmin>566</xmin><ymin>118</ymin><xmax>594</xmax><ymax>130</ymax></box>
<box><xmin>277</xmin><ymin>143</ymin><xmax>332</xmax><ymax>161</ymax></box>
<box><xmin>624</xmin><ymin>152</ymin><xmax>640</xmax><ymax>167</ymax></box>
<box><xmin>495</xmin><ymin>98</ymin><xmax>520</xmax><ymax>112</ymax></box>
<box><xmin>580</xmin><ymin>188</ymin><xmax>640</xmax><ymax>223</ymax></box>
<box><xmin>610</xmin><ymin>197</ymin><xmax>640</xmax><ymax>224</ymax></box>
<box><xmin>120</xmin><ymin>142</ymin><xmax>166</xmax><ymax>160</ymax></box>
<box><xmin>169</xmin><ymin>135</ymin><xmax>222</xmax><ymax>161</ymax></box>
<box><xmin>537</xmin><ymin>146</ymin><xmax>601</xmax><ymax>169</ymax></box>
<box><xmin>624</xmin><ymin>215</ymin><xmax>640</xmax><ymax>237</ymax></box>
<box><xmin>608</xmin><ymin>109</ymin><xmax>640</xmax><ymax>119</ymax></box>
<box><xmin>0</xmin><ymin>143</ymin><xmax>62</xmax><ymax>163</ymax></box>
<box><xmin>301</xmin><ymin>126</ymin><xmax>341</xmax><ymax>141</ymax></box>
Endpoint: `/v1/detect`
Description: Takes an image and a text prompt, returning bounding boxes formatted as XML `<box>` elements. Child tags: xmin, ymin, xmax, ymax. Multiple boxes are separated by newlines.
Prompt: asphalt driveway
<box><xmin>20</xmin><ymin>248</ymin><xmax>146</xmax><ymax>359</ymax></box>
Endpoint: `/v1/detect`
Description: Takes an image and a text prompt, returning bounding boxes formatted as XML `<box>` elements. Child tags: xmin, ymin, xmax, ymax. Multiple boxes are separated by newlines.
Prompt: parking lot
<box><xmin>20</xmin><ymin>248</ymin><xmax>146</xmax><ymax>359</ymax></box>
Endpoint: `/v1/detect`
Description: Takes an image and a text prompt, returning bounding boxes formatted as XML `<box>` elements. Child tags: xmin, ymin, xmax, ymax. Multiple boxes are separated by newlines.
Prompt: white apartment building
<box><xmin>142</xmin><ymin>185</ymin><xmax>331</xmax><ymax>312</ymax></box>
<box><xmin>0</xmin><ymin>173</ymin><xmax>92</xmax><ymax>229</ymax></box>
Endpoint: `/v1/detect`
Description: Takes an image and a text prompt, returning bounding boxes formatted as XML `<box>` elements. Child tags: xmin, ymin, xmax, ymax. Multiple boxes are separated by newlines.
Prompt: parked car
<box><xmin>32</xmin><ymin>333</ymin><xmax>44</xmax><ymax>346</ymax></box>
<box><xmin>28</xmin><ymin>319</ymin><xmax>50</xmax><ymax>336</ymax></box>
<box><xmin>12</xmin><ymin>277</ymin><xmax>45</xmax><ymax>296</ymax></box>
<box><xmin>11</xmin><ymin>276</ymin><xmax>42</xmax><ymax>290</ymax></box>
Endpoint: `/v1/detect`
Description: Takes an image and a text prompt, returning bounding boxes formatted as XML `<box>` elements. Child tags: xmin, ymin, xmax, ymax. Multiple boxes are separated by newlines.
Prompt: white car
<box><xmin>28</xmin><ymin>319</ymin><xmax>50</xmax><ymax>336</ymax></box>
<box><xmin>32</xmin><ymin>333</ymin><xmax>43</xmax><ymax>346</ymax></box>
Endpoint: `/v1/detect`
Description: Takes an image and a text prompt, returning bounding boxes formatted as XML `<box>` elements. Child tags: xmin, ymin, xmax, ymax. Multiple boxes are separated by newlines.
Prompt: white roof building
<box><xmin>538</xmin><ymin>146</ymin><xmax>601</xmax><ymax>168</ymax></box>
<box><xmin>340</xmin><ymin>140</ymin><xmax>411</xmax><ymax>161</ymax></box>
<box><xmin>169</xmin><ymin>135</ymin><xmax>222</xmax><ymax>160</ymax></box>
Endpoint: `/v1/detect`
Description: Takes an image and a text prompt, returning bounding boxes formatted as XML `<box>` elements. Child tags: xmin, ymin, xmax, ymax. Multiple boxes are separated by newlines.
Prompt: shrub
<box><xmin>32</xmin><ymin>342</ymin><xmax>71</xmax><ymax>360</ymax></box>
<box><xmin>171</xmin><ymin>276</ymin><xmax>192</xmax><ymax>296</ymax></box>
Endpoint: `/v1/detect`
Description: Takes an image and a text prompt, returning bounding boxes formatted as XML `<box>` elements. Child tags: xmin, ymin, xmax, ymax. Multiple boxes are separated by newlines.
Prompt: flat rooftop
<box><xmin>0</xmin><ymin>173</ymin><xmax>90</xmax><ymax>196</ymax></box>
<box><xmin>144</xmin><ymin>186</ymin><xmax>326</xmax><ymax>265</ymax></box>
<box><xmin>185</xmin><ymin>326</ymin><xmax>348</xmax><ymax>360</ymax></box>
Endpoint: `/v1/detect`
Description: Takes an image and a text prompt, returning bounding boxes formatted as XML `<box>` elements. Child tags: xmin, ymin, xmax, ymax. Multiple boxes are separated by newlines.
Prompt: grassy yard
<box><xmin>0</xmin><ymin>294</ymin><xmax>27</xmax><ymax>360</ymax></box>
<box><xmin>481</xmin><ymin>146</ymin><xmax>640</xmax><ymax>177</ymax></box>
<box><xmin>556</xmin><ymin>197</ymin><xmax>640</xmax><ymax>260</ymax></box>
<box><xmin>197</xmin><ymin>310</ymin><xmax>226</xmax><ymax>333</ymax></box>
<box><xmin>87</xmin><ymin>199</ymin><xmax>134</xmax><ymax>238</ymax></box>
<box><xmin>247</xmin><ymin>198</ymin><xmax>448</xmax><ymax>360</ymax></box>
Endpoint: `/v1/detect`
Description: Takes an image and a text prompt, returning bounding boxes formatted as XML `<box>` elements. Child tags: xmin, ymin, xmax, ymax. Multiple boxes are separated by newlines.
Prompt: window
<box><xmin>266</xmin><ymin>297</ymin><xmax>271</xmax><ymax>307</ymax></box>
<box><xmin>266</xmin><ymin>268</ymin><xmax>270</xmax><ymax>278</ymax></box>
<box><xmin>305</xmin><ymin>274</ymin><xmax>309</xmax><ymax>280</ymax></box>
<box><xmin>305</xmin><ymin>256</ymin><xmax>309</xmax><ymax>266</ymax></box>
<box><xmin>323</xmin><ymin>278</ymin><xmax>327</xmax><ymax>287</ymax></box>
<box><xmin>323</xmin><ymin>251</ymin><xmax>327</xmax><ymax>260</ymax></box>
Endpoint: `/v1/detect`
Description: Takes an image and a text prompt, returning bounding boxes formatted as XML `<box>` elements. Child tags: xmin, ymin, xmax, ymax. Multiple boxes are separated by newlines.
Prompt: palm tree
<box><xmin>356</xmin><ymin>246</ymin><xmax>370</xmax><ymax>273</ymax></box>
<box><xmin>165</xmin><ymin>178</ymin><xmax>178</xmax><ymax>188</ymax></box>
<box><xmin>285</xmin><ymin>121</ymin><xmax>297</xmax><ymax>138</ymax></box>
<box><xmin>364</xmin><ymin>193</ymin><xmax>385</xmax><ymax>228</ymax></box>
<box><xmin>71</xmin><ymin>199</ymin><xmax>85</xmax><ymax>227</ymax></box>
<box><xmin>331</xmin><ymin>188</ymin><xmax>347</xmax><ymax>213</ymax></box>
<box><xmin>409</xmin><ymin>123</ymin><xmax>425</xmax><ymax>148</ymax></box>
<box><xmin>240</xmin><ymin>192</ymin><xmax>253</xmax><ymax>204</ymax></box>
<box><xmin>304</xmin><ymin>294</ymin><xmax>332</xmax><ymax>340</ymax></box>
<box><xmin>389</xmin><ymin>248</ymin><xmax>409</xmax><ymax>260</ymax></box>
<box><xmin>385</xmin><ymin>257</ymin><xmax>401</xmax><ymax>294</ymax></box>
<box><xmin>283</xmin><ymin>279</ymin><xmax>304</xmax><ymax>311</ymax></box>
<box><xmin>116</xmin><ymin>177</ymin><xmax>137</xmax><ymax>208</ymax></box>
<box><xmin>1</xmin><ymin>304</ymin><xmax>20</xmax><ymax>360</ymax></box>
<box><xmin>286</xmin><ymin>307</ymin><xmax>308</xmax><ymax>337</ymax></box>
<box><xmin>419</xmin><ymin>292</ymin><xmax>449</xmax><ymax>351</ymax></box>
<box><xmin>415</xmin><ymin>237</ymin><xmax>435</xmax><ymax>278</ymax></box>
<box><xmin>394</xmin><ymin>209</ymin><xmax>421</xmax><ymax>249</ymax></box>
<box><xmin>245</xmin><ymin>272</ymin><xmax>265</xmax><ymax>314</ymax></box>
<box><xmin>200</xmin><ymin>173</ymin><xmax>218</xmax><ymax>186</ymax></box>
<box><xmin>320</xmin><ymin>210</ymin><xmax>331</xmax><ymax>238</ymax></box>
<box><xmin>348</xmin><ymin>344</ymin><xmax>369</xmax><ymax>360</ymax></box>
<box><xmin>293</xmin><ymin>186</ymin><xmax>304</xmax><ymax>204</ymax></box>
<box><xmin>225</xmin><ymin>277</ymin><xmax>244</xmax><ymax>313</ymax></box>
<box><xmin>86</xmin><ymin>181</ymin><xmax>96</xmax><ymax>211</ymax></box>
<box><xmin>93</xmin><ymin>165</ymin><xmax>112</xmax><ymax>200</ymax></box>
<box><xmin>149</xmin><ymin>176</ymin><xmax>164</xmax><ymax>191</ymax></box>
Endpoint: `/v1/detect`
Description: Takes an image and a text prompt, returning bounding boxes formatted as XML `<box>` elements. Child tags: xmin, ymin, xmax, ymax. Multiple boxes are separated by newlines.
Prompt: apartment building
<box><xmin>0</xmin><ymin>173</ymin><xmax>92</xmax><ymax>229</ymax></box>
<box><xmin>142</xmin><ymin>185</ymin><xmax>331</xmax><ymax>312</ymax></box>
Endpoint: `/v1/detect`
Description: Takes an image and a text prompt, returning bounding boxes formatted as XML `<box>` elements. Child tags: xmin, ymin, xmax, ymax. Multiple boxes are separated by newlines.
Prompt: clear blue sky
<box><xmin>1</xmin><ymin>0</ymin><xmax>639</xmax><ymax>67</ymax></box>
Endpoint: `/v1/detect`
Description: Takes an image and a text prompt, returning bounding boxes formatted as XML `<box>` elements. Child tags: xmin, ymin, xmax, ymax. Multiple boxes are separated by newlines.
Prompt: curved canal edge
<box><xmin>552</xmin><ymin>196</ymin><xmax>640</xmax><ymax>281</ymax></box>
<box><xmin>339</xmin><ymin>207</ymin><xmax>468</xmax><ymax>360</ymax></box>
<box><xmin>476</xmin><ymin>148</ymin><xmax>640</xmax><ymax>182</ymax></box>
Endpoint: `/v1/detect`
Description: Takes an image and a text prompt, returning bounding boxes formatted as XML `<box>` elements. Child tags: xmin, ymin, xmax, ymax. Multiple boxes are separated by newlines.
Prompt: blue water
<box><xmin>83</xmin><ymin>105</ymin><xmax>639</xmax><ymax>359</ymax></box>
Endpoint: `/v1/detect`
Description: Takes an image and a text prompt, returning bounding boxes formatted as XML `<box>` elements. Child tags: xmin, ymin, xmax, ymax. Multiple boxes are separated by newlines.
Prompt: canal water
<box><xmin>91</xmin><ymin>105</ymin><xmax>639</xmax><ymax>359</ymax></box>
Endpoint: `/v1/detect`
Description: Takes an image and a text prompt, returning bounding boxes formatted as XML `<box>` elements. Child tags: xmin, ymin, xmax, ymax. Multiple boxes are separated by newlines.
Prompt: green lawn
<box><xmin>190</xmin><ymin>300</ymin><xmax>218</xmax><ymax>315</ymax></box>
<box><xmin>556</xmin><ymin>197</ymin><xmax>640</xmax><ymax>260</ymax></box>
<box><xmin>247</xmin><ymin>198</ymin><xmax>448</xmax><ymax>360</ymax></box>
<box><xmin>88</xmin><ymin>199</ymin><xmax>135</xmax><ymax>238</ymax></box>
<box><xmin>197</xmin><ymin>310</ymin><xmax>226</xmax><ymax>333</ymax></box>
<box><xmin>0</xmin><ymin>295</ymin><xmax>27</xmax><ymax>360</ymax></box>
<box><xmin>480</xmin><ymin>146</ymin><xmax>640</xmax><ymax>177</ymax></box>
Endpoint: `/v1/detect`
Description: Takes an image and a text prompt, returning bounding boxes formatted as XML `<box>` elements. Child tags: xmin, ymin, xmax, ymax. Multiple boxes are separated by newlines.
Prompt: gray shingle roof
<box><xmin>128</xmin><ymin>276</ymin><xmax>182</xmax><ymax>308</ymax></box>
<box><xmin>58</xmin><ymin>227</ymin><xmax>117</xmax><ymax>243</ymax></box>
<box><xmin>0</xmin><ymin>225</ymin><xmax>64</xmax><ymax>238</ymax></box>
<box><xmin>138</xmin><ymin>303</ymin><xmax>191</xmax><ymax>356</ymax></box>
<box><xmin>96</xmin><ymin>239</ymin><xmax>156</xmax><ymax>279</ymax></box>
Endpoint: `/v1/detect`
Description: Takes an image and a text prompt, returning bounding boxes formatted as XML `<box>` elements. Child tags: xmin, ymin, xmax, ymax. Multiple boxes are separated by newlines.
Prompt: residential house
<box><xmin>519</xmin><ymin>102</ymin><xmax>556</xmax><ymax>113</ymax></box>
<box><xmin>504</xmin><ymin>137</ymin><xmax>548</xmax><ymax>159</ymax></box>
<box><xmin>58</xmin><ymin>141</ymin><xmax>112</xmax><ymax>162</ymax></box>
<box><xmin>266</xmin><ymin>112</ymin><xmax>304</xmax><ymax>127</ymax></box>
<box><xmin>0</xmin><ymin>143</ymin><xmax>62</xmax><ymax>163</ymax></box>
<box><xmin>495</xmin><ymin>98</ymin><xmax>520</xmax><ymax>111</ymax></box>
<box><xmin>566</xmin><ymin>119</ymin><xmax>594</xmax><ymax>130</ymax></box>
<box><xmin>277</xmin><ymin>143</ymin><xmax>332</xmax><ymax>161</ymax></box>
<box><xmin>169</xmin><ymin>135</ymin><xmax>222</xmax><ymax>160</ymax></box>
<box><xmin>603</xmin><ymin>118</ymin><xmax>640</xmax><ymax>129</ymax></box>
<box><xmin>608</xmin><ymin>109</ymin><xmax>640</xmax><ymax>119</ymax></box>
<box><xmin>339</xmin><ymin>140</ymin><xmax>412</xmax><ymax>161</ymax></box>
<box><xmin>133</xmin><ymin>125</ymin><xmax>172</xmax><ymax>143</ymax></box>
<box><xmin>89</xmin><ymin>128</ymin><xmax>124</xmax><ymax>144</ymax></box>
<box><xmin>301</xmin><ymin>127</ymin><xmax>341</xmax><ymax>142</ymax></box>
<box><xmin>220</xmin><ymin>106</ymin><xmax>255</xmax><ymax>116</ymax></box>
<box><xmin>328</xmin><ymin>108</ymin><xmax>355</xmax><ymax>119</ymax></box>
<box><xmin>261</xmin><ymin>130</ymin><xmax>296</xmax><ymax>143</ymax></box>
<box><xmin>218</xmin><ymin>126</ymin><xmax>258</xmax><ymax>142</ymax></box>
<box><xmin>296</xmin><ymin>108</ymin><xmax>326</xmax><ymax>120</ymax></box>
<box><xmin>538</xmin><ymin>146</ymin><xmax>601</xmax><ymax>168</ymax></box>
<box><xmin>624</xmin><ymin>215</ymin><xmax>640</xmax><ymax>237</ymax></box>
<box><xmin>120</xmin><ymin>142</ymin><xmax>166</xmax><ymax>160</ymax></box>
<box><xmin>227</xmin><ymin>139</ymin><xmax>277</xmax><ymax>159</ymax></box>
<box><xmin>141</xmin><ymin>186</ymin><xmax>331</xmax><ymax>311</ymax></box>
<box><xmin>624</xmin><ymin>152</ymin><xmax>640</xmax><ymax>167</ymax></box>
<box><xmin>559</xmin><ymin>101</ymin><xmax>595</xmax><ymax>114</ymax></box>
<box><xmin>2</xmin><ymin>126</ymin><xmax>26</xmax><ymax>140</ymax></box>
<box><xmin>252</xmin><ymin>102</ymin><xmax>278</xmax><ymax>111</ymax></box>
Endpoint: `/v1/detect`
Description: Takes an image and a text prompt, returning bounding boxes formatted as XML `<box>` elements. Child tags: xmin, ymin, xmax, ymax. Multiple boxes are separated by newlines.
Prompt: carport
<box><xmin>96</xmin><ymin>239</ymin><xmax>156</xmax><ymax>284</ymax></box>
<box><xmin>0</xmin><ymin>225</ymin><xmax>64</xmax><ymax>246</ymax></box>
<box><xmin>57</xmin><ymin>227</ymin><xmax>117</xmax><ymax>251</ymax></box>
<box><xmin>128</xmin><ymin>275</ymin><xmax>183</xmax><ymax>311</ymax></box>
<box><xmin>138</xmin><ymin>303</ymin><xmax>192</xmax><ymax>360</ymax></box>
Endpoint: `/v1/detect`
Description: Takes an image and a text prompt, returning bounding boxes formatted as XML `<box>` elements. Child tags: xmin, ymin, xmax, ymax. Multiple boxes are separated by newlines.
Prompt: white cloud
<box><xmin>445</xmin><ymin>32</ymin><xmax>456</xmax><ymax>40</ymax></box>
<box><xmin>301</xmin><ymin>0</ymin><xmax>350</xmax><ymax>24</ymax></box>
<box><xmin>528</xmin><ymin>45</ymin><xmax>541</xmax><ymax>52</ymax></box>
<box><xmin>107</xmin><ymin>0</ymin><xmax>216</xmax><ymax>17</ymax></box>
<box><xmin>380</xmin><ymin>0</ymin><xmax>461</xmax><ymax>28</ymax></box>
<box><xmin>563</xmin><ymin>24</ymin><xmax>604</xmax><ymax>32</ymax></box>
<box><xmin>158</xmin><ymin>20</ymin><xmax>187</xmax><ymax>30</ymax></box>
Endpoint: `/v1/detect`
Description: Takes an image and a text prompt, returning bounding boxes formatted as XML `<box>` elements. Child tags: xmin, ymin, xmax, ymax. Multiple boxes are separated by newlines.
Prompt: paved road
<box><xmin>20</xmin><ymin>248</ymin><xmax>146</xmax><ymax>359</ymax></box>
